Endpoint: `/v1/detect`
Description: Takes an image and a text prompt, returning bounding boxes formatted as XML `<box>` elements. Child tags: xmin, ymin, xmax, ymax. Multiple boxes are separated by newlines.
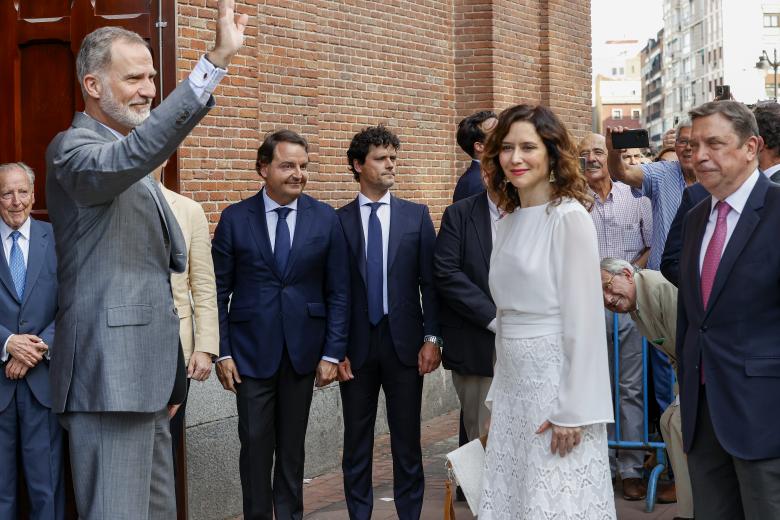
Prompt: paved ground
<box><xmin>231</xmin><ymin>410</ymin><xmax>679</xmax><ymax>519</ymax></box>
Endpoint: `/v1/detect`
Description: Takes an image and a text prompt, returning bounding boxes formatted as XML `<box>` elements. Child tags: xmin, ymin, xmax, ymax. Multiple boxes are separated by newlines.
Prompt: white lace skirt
<box><xmin>479</xmin><ymin>334</ymin><xmax>616</xmax><ymax>519</ymax></box>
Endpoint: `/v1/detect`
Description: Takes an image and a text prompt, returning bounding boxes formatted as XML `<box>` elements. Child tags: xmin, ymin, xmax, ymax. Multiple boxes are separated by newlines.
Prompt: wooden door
<box><xmin>0</xmin><ymin>0</ymin><xmax>180</xmax><ymax>220</ymax></box>
<box><xmin>0</xmin><ymin>1</ymin><xmax>186</xmax><ymax>519</ymax></box>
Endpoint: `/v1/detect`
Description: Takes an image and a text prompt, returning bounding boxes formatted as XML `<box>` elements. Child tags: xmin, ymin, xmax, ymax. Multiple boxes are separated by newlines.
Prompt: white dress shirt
<box><xmin>1</xmin><ymin>217</ymin><xmax>31</xmax><ymax>362</ymax></box>
<box><xmin>263</xmin><ymin>188</ymin><xmax>298</xmax><ymax>251</ymax></box>
<box><xmin>358</xmin><ymin>191</ymin><xmax>391</xmax><ymax>315</ymax></box>
<box><xmin>699</xmin><ymin>169</ymin><xmax>760</xmax><ymax>272</ymax></box>
<box><xmin>762</xmin><ymin>163</ymin><xmax>780</xmax><ymax>179</ymax></box>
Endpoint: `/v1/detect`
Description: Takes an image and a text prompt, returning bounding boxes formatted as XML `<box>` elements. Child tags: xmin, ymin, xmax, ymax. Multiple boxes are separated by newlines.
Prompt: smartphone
<box><xmin>674</xmin><ymin>116</ymin><xmax>680</xmax><ymax>126</ymax></box>
<box><xmin>611</xmin><ymin>128</ymin><xmax>650</xmax><ymax>149</ymax></box>
<box><xmin>715</xmin><ymin>84</ymin><xmax>731</xmax><ymax>100</ymax></box>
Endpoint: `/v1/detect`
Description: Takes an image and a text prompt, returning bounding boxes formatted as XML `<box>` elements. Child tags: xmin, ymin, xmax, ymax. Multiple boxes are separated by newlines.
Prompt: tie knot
<box><xmin>366</xmin><ymin>202</ymin><xmax>383</xmax><ymax>214</ymax></box>
<box><xmin>10</xmin><ymin>230</ymin><xmax>21</xmax><ymax>243</ymax></box>
<box><xmin>275</xmin><ymin>207</ymin><xmax>292</xmax><ymax>220</ymax></box>
<box><xmin>715</xmin><ymin>201</ymin><xmax>731</xmax><ymax>219</ymax></box>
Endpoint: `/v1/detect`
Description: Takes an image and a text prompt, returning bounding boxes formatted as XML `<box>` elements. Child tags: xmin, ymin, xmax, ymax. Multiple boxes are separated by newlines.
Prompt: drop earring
<box><xmin>549</xmin><ymin>170</ymin><xmax>556</xmax><ymax>183</ymax></box>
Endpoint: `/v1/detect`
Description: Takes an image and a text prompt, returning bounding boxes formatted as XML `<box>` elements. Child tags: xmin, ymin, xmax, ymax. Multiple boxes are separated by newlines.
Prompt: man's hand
<box><xmin>215</xmin><ymin>358</ymin><xmax>242</xmax><ymax>394</ymax></box>
<box><xmin>6</xmin><ymin>334</ymin><xmax>47</xmax><ymax>368</ymax></box>
<box><xmin>206</xmin><ymin>0</ymin><xmax>249</xmax><ymax>69</ymax></box>
<box><xmin>417</xmin><ymin>341</ymin><xmax>441</xmax><ymax>375</ymax></box>
<box><xmin>337</xmin><ymin>356</ymin><xmax>354</xmax><ymax>382</ymax></box>
<box><xmin>315</xmin><ymin>360</ymin><xmax>338</xmax><ymax>387</ymax></box>
<box><xmin>604</xmin><ymin>126</ymin><xmax>625</xmax><ymax>153</ymax></box>
<box><xmin>4</xmin><ymin>357</ymin><xmax>29</xmax><ymax>380</ymax></box>
<box><xmin>167</xmin><ymin>403</ymin><xmax>182</xmax><ymax>419</ymax></box>
<box><xmin>662</xmin><ymin>128</ymin><xmax>676</xmax><ymax>149</ymax></box>
<box><xmin>188</xmin><ymin>351</ymin><xmax>213</xmax><ymax>382</ymax></box>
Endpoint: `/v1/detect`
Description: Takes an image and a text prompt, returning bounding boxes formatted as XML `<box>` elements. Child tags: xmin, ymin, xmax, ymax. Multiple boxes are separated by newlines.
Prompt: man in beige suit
<box><xmin>600</xmin><ymin>258</ymin><xmax>693</xmax><ymax>520</ymax></box>
<box><xmin>153</xmin><ymin>163</ymin><xmax>219</xmax><ymax>505</ymax></box>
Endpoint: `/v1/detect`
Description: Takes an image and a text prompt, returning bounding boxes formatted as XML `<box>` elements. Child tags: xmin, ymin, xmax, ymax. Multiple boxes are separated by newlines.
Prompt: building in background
<box><xmin>641</xmin><ymin>30</ymin><xmax>664</xmax><ymax>150</ymax></box>
<box><xmin>593</xmin><ymin>40</ymin><xmax>643</xmax><ymax>134</ymax></box>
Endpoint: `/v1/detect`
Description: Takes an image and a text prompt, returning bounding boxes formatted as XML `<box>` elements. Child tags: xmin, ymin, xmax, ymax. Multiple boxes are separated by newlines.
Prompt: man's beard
<box><xmin>99</xmin><ymin>84</ymin><xmax>151</xmax><ymax>129</ymax></box>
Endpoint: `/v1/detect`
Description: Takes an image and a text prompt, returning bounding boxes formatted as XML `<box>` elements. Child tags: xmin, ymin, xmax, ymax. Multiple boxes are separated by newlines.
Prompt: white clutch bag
<box><xmin>445</xmin><ymin>437</ymin><xmax>486</xmax><ymax>516</ymax></box>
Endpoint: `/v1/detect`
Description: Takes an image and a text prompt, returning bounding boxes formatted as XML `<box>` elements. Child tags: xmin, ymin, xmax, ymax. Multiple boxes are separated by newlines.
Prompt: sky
<box><xmin>591</xmin><ymin>0</ymin><xmax>664</xmax><ymax>73</ymax></box>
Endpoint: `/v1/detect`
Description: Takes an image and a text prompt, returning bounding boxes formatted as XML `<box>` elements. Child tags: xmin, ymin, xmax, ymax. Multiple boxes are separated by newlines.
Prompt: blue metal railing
<box><xmin>607</xmin><ymin>313</ymin><xmax>669</xmax><ymax>513</ymax></box>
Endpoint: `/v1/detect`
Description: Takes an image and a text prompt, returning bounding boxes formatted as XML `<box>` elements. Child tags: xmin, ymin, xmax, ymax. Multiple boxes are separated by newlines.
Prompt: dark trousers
<box><xmin>0</xmin><ymin>381</ymin><xmax>65</xmax><ymax>520</ymax></box>
<box><xmin>170</xmin><ymin>379</ymin><xmax>191</xmax><ymax>511</ymax></box>
<box><xmin>689</xmin><ymin>389</ymin><xmax>780</xmax><ymax>519</ymax></box>
<box><xmin>340</xmin><ymin>317</ymin><xmax>424</xmax><ymax>520</ymax></box>
<box><xmin>236</xmin><ymin>350</ymin><xmax>315</xmax><ymax>520</ymax></box>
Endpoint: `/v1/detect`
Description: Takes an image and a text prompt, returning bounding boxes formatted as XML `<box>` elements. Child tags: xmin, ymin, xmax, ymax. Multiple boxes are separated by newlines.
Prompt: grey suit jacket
<box><xmin>45</xmin><ymin>81</ymin><xmax>213</xmax><ymax>413</ymax></box>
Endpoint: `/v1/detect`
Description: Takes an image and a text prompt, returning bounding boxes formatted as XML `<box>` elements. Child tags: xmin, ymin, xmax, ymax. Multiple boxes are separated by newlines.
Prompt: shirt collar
<box><xmin>83</xmin><ymin>112</ymin><xmax>126</xmax><ymax>141</ymax></box>
<box><xmin>263</xmin><ymin>188</ymin><xmax>298</xmax><ymax>213</ymax></box>
<box><xmin>358</xmin><ymin>191</ymin><xmax>391</xmax><ymax>207</ymax></box>
<box><xmin>710</xmin><ymin>168</ymin><xmax>760</xmax><ymax>217</ymax></box>
<box><xmin>0</xmin><ymin>216</ymin><xmax>31</xmax><ymax>243</ymax></box>
<box><xmin>486</xmin><ymin>192</ymin><xmax>501</xmax><ymax>221</ymax></box>
<box><xmin>762</xmin><ymin>163</ymin><xmax>780</xmax><ymax>178</ymax></box>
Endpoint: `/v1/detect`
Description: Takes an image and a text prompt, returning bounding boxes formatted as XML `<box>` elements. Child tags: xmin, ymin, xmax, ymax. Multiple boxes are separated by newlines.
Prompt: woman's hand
<box><xmin>536</xmin><ymin>420</ymin><xmax>582</xmax><ymax>458</ymax></box>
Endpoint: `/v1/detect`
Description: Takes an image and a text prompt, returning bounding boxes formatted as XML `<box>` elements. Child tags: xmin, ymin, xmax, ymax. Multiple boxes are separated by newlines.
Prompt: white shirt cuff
<box><xmin>216</xmin><ymin>355</ymin><xmax>232</xmax><ymax>363</ymax></box>
<box><xmin>188</xmin><ymin>56</ymin><xmax>227</xmax><ymax>104</ymax></box>
<box><xmin>486</xmin><ymin>318</ymin><xmax>497</xmax><ymax>333</ymax></box>
<box><xmin>1</xmin><ymin>335</ymin><xmax>10</xmax><ymax>363</ymax></box>
<box><xmin>321</xmin><ymin>356</ymin><xmax>339</xmax><ymax>364</ymax></box>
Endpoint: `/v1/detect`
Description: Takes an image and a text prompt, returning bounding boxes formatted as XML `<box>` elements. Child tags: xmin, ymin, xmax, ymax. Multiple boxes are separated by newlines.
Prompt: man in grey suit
<box><xmin>45</xmin><ymin>2</ymin><xmax>247</xmax><ymax>518</ymax></box>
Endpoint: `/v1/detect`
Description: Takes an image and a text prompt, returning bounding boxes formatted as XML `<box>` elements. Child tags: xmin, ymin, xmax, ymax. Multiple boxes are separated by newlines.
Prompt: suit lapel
<box><xmin>21</xmin><ymin>220</ymin><xmax>47</xmax><ymax>307</ymax></box>
<box><xmin>387</xmin><ymin>195</ymin><xmax>403</xmax><ymax>273</ymax></box>
<box><xmin>0</xmin><ymin>237</ymin><xmax>18</xmax><ymax>303</ymax></box>
<box><xmin>683</xmin><ymin>197</ymin><xmax>710</xmax><ymax>317</ymax></box>
<box><xmin>247</xmin><ymin>191</ymin><xmax>279</xmax><ymax>277</ymax></box>
<box><xmin>470</xmin><ymin>194</ymin><xmax>492</xmax><ymax>269</ymax></box>
<box><xmin>343</xmin><ymin>199</ymin><xmax>367</xmax><ymax>286</ymax></box>
<box><xmin>704</xmin><ymin>176</ymin><xmax>767</xmax><ymax>317</ymax></box>
<box><xmin>284</xmin><ymin>195</ymin><xmax>313</xmax><ymax>278</ymax></box>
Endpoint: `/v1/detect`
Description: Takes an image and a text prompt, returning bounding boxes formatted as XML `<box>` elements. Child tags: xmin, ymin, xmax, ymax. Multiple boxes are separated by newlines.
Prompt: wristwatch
<box><xmin>424</xmin><ymin>335</ymin><xmax>444</xmax><ymax>348</ymax></box>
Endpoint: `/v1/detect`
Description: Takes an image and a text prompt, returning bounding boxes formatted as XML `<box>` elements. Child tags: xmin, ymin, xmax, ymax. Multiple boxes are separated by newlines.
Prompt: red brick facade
<box><xmin>175</xmin><ymin>0</ymin><xmax>592</xmax><ymax>227</ymax></box>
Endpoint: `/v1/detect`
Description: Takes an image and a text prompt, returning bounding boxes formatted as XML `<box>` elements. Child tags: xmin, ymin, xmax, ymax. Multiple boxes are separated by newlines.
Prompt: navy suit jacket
<box><xmin>452</xmin><ymin>160</ymin><xmax>485</xmax><ymax>203</ymax></box>
<box><xmin>212</xmin><ymin>191</ymin><xmax>350</xmax><ymax>379</ymax></box>
<box><xmin>0</xmin><ymin>219</ymin><xmax>57</xmax><ymax>412</ymax></box>
<box><xmin>337</xmin><ymin>195</ymin><xmax>440</xmax><ymax>370</ymax></box>
<box><xmin>677</xmin><ymin>173</ymin><xmax>780</xmax><ymax>459</ymax></box>
<box><xmin>661</xmin><ymin>182</ymin><xmax>708</xmax><ymax>287</ymax></box>
<box><xmin>434</xmin><ymin>193</ymin><xmax>495</xmax><ymax>376</ymax></box>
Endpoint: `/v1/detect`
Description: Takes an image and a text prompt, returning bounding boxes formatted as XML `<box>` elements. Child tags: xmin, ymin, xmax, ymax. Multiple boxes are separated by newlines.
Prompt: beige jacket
<box><xmin>630</xmin><ymin>269</ymin><xmax>678</xmax><ymax>371</ymax></box>
<box><xmin>161</xmin><ymin>185</ymin><xmax>219</xmax><ymax>363</ymax></box>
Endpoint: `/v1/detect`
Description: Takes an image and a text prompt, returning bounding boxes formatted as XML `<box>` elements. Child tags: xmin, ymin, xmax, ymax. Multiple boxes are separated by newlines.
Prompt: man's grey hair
<box><xmin>675</xmin><ymin>118</ymin><xmax>692</xmax><ymax>141</ymax></box>
<box><xmin>600</xmin><ymin>257</ymin><xmax>636</xmax><ymax>276</ymax></box>
<box><xmin>0</xmin><ymin>162</ymin><xmax>35</xmax><ymax>187</ymax></box>
<box><xmin>689</xmin><ymin>101</ymin><xmax>759</xmax><ymax>144</ymax></box>
<box><xmin>76</xmin><ymin>26</ymin><xmax>148</xmax><ymax>96</ymax></box>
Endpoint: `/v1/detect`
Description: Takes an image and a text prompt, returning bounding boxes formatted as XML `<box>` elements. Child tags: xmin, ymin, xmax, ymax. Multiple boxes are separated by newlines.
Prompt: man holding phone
<box><xmin>606</xmin><ymin>121</ymin><xmax>695</xmax><ymax>416</ymax></box>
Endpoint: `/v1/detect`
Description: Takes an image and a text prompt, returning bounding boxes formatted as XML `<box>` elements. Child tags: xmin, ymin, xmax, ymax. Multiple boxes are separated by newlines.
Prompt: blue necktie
<box><xmin>9</xmin><ymin>230</ymin><xmax>26</xmax><ymax>300</ymax></box>
<box><xmin>274</xmin><ymin>207</ymin><xmax>292</xmax><ymax>274</ymax></box>
<box><xmin>366</xmin><ymin>202</ymin><xmax>384</xmax><ymax>325</ymax></box>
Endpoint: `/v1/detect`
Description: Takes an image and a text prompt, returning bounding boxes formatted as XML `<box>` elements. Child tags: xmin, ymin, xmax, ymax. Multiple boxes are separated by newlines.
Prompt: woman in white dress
<box><xmin>478</xmin><ymin>104</ymin><xmax>616</xmax><ymax>519</ymax></box>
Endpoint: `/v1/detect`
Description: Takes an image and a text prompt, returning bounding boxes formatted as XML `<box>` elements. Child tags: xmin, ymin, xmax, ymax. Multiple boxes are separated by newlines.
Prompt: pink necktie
<box><xmin>699</xmin><ymin>201</ymin><xmax>731</xmax><ymax>384</ymax></box>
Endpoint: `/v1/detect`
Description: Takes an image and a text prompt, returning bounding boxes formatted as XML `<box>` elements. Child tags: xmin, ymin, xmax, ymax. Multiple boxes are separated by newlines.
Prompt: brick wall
<box><xmin>175</xmin><ymin>0</ymin><xmax>592</xmax><ymax>228</ymax></box>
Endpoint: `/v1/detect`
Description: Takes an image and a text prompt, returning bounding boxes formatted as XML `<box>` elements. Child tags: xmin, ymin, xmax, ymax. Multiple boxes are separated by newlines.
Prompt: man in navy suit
<box><xmin>434</xmin><ymin>186</ymin><xmax>498</xmax><ymax>442</ymax></box>
<box><xmin>0</xmin><ymin>163</ymin><xmax>64</xmax><ymax>519</ymax></box>
<box><xmin>452</xmin><ymin>111</ymin><xmax>496</xmax><ymax>202</ymax></box>
<box><xmin>212</xmin><ymin>130</ymin><xmax>350</xmax><ymax>520</ymax></box>
<box><xmin>337</xmin><ymin>126</ymin><xmax>441</xmax><ymax>520</ymax></box>
<box><xmin>678</xmin><ymin>100</ymin><xmax>780</xmax><ymax>518</ymax></box>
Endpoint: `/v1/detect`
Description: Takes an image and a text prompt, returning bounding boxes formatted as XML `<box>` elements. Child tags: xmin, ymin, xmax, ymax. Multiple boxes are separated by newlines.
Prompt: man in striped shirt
<box><xmin>579</xmin><ymin>133</ymin><xmax>653</xmax><ymax>501</ymax></box>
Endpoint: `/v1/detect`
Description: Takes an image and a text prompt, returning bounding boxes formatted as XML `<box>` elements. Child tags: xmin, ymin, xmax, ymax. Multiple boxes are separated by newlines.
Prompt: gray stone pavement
<box><xmin>228</xmin><ymin>410</ymin><xmax>680</xmax><ymax>520</ymax></box>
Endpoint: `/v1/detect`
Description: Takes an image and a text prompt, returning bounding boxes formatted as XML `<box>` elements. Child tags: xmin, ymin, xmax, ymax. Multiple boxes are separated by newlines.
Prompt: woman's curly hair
<box><xmin>482</xmin><ymin>104</ymin><xmax>592</xmax><ymax>213</ymax></box>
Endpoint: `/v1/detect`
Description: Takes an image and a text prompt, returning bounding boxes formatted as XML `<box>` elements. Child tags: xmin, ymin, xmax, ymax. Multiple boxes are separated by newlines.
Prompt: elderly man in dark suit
<box><xmin>44</xmin><ymin>3</ymin><xmax>247</xmax><ymax>518</ymax></box>
<box><xmin>677</xmin><ymin>100</ymin><xmax>780</xmax><ymax>518</ymax></box>
<box><xmin>337</xmin><ymin>126</ymin><xmax>441</xmax><ymax>520</ymax></box>
<box><xmin>0</xmin><ymin>163</ymin><xmax>64</xmax><ymax>519</ymax></box>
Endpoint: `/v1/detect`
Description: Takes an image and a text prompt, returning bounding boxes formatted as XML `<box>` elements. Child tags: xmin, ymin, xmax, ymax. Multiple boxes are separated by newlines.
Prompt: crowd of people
<box><xmin>1</xmin><ymin>1</ymin><xmax>779</xmax><ymax>519</ymax></box>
